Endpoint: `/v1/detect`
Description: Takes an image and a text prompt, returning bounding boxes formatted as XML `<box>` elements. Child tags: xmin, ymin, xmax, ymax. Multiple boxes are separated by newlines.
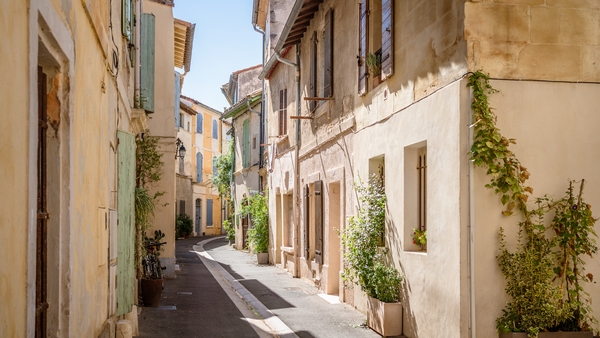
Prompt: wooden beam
<box><xmin>289</xmin><ymin>115</ymin><xmax>314</xmax><ymax>120</ymax></box>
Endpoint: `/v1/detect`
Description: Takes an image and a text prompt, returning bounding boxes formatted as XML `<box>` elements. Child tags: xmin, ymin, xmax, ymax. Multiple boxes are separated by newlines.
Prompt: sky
<box><xmin>173</xmin><ymin>0</ymin><xmax>262</xmax><ymax>112</ymax></box>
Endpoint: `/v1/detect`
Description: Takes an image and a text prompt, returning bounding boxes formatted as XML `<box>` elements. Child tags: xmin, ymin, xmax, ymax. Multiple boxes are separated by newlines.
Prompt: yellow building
<box><xmin>179</xmin><ymin>95</ymin><xmax>228</xmax><ymax>236</ymax></box>
<box><xmin>0</xmin><ymin>0</ymin><xmax>191</xmax><ymax>336</ymax></box>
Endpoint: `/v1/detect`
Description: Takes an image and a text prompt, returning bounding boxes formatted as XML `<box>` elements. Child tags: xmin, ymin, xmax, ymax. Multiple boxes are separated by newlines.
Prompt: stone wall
<box><xmin>465</xmin><ymin>0</ymin><xmax>600</xmax><ymax>81</ymax></box>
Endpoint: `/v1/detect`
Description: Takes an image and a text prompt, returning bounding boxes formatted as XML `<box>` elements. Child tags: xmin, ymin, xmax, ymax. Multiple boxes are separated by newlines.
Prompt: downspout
<box><xmin>252</xmin><ymin>24</ymin><xmax>266</xmax><ymax>173</ymax></box>
<box><xmin>135</xmin><ymin>0</ymin><xmax>142</xmax><ymax>99</ymax></box>
<box><xmin>273</xmin><ymin>49</ymin><xmax>301</xmax><ymax>278</ymax></box>
<box><xmin>468</xmin><ymin>88</ymin><xmax>477</xmax><ymax>338</ymax></box>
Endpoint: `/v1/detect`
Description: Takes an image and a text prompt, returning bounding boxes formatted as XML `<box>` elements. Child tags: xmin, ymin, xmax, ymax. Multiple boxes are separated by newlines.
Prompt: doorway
<box><xmin>195</xmin><ymin>199</ymin><xmax>202</xmax><ymax>235</ymax></box>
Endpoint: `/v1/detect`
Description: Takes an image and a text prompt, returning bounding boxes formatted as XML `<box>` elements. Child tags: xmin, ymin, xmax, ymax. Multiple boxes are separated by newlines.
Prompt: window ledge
<box><xmin>281</xmin><ymin>246</ymin><xmax>294</xmax><ymax>254</ymax></box>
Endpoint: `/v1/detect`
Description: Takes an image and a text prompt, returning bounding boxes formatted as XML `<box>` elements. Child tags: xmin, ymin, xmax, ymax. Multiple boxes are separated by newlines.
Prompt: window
<box><xmin>404</xmin><ymin>141</ymin><xmax>427</xmax><ymax>252</ymax></box>
<box><xmin>358</xmin><ymin>0</ymin><xmax>394</xmax><ymax>94</ymax></box>
<box><xmin>196</xmin><ymin>114</ymin><xmax>203</xmax><ymax>133</ymax></box>
<box><xmin>212</xmin><ymin>156</ymin><xmax>217</xmax><ymax>175</ymax></box>
<box><xmin>207</xmin><ymin>199</ymin><xmax>214</xmax><ymax>227</ymax></box>
<box><xmin>196</xmin><ymin>152</ymin><xmax>203</xmax><ymax>182</ymax></box>
<box><xmin>179</xmin><ymin>200</ymin><xmax>186</xmax><ymax>216</ymax></box>
<box><xmin>212</xmin><ymin>119</ymin><xmax>218</xmax><ymax>139</ymax></box>
<box><xmin>279</xmin><ymin>89</ymin><xmax>287</xmax><ymax>136</ymax></box>
<box><xmin>179</xmin><ymin>113</ymin><xmax>184</xmax><ymax>128</ymax></box>
<box><xmin>303</xmin><ymin>181</ymin><xmax>323</xmax><ymax>264</ymax></box>
<box><xmin>253</xmin><ymin>136</ymin><xmax>257</xmax><ymax>150</ymax></box>
<box><xmin>243</xmin><ymin>119</ymin><xmax>250</xmax><ymax>168</ymax></box>
<box><xmin>187</xmin><ymin>121</ymin><xmax>190</xmax><ymax>132</ymax></box>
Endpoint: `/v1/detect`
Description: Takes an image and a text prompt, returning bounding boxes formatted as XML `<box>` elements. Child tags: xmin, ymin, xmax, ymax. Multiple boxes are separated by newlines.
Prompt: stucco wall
<box><xmin>144</xmin><ymin>0</ymin><xmax>177</xmax><ymax>276</ymax></box>
<box><xmin>353</xmin><ymin>80</ymin><xmax>467</xmax><ymax>337</ymax></box>
<box><xmin>472</xmin><ymin>80</ymin><xmax>600</xmax><ymax>337</ymax></box>
<box><xmin>0</xmin><ymin>1</ymin><xmax>30</xmax><ymax>336</ymax></box>
<box><xmin>465</xmin><ymin>0</ymin><xmax>600</xmax><ymax>82</ymax></box>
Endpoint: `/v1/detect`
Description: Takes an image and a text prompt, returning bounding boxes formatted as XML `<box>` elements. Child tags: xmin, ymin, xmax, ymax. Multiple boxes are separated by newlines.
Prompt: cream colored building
<box><xmin>179</xmin><ymin>96</ymin><xmax>226</xmax><ymax>236</ymax></box>
<box><xmin>258</xmin><ymin>0</ymin><xmax>600</xmax><ymax>337</ymax></box>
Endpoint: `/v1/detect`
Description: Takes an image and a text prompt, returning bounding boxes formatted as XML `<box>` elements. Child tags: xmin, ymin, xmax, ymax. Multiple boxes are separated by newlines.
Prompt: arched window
<box><xmin>196</xmin><ymin>152</ymin><xmax>203</xmax><ymax>182</ymax></box>
<box><xmin>196</xmin><ymin>114</ymin><xmax>203</xmax><ymax>133</ymax></box>
<box><xmin>212</xmin><ymin>119</ymin><xmax>218</xmax><ymax>139</ymax></box>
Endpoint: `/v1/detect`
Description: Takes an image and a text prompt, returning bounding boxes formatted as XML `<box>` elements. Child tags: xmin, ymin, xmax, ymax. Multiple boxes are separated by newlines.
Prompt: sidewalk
<box><xmin>139</xmin><ymin>236</ymin><xmax>381</xmax><ymax>338</ymax></box>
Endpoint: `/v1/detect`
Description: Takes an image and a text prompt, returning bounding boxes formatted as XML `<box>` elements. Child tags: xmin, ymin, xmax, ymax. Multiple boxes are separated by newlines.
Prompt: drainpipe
<box><xmin>247</xmin><ymin>99</ymin><xmax>260</xmax><ymax>115</ymax></box>
<box><xmin>252</xmin><ymin>24</ymin><xmax>266</xmax><ymax>172</ymax></box>
<box><xmin>273</xmin><ymin>48</ymin><xmax>301</xmax><ymax>278</ymax></box>
<box><xmin>468</xmin><ymin>89</ymin><xmax>476</xmax><ymax>338</ymax></box>
<box><xmin>135</xmin><ymin>0</ymin><xmax>142</xmax><ymax>99</ymax></box>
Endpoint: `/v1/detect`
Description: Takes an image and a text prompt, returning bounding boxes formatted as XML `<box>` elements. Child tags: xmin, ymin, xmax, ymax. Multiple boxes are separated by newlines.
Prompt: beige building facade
<box><xmin>257</xmin><ymin>0</ymin><xmax>600</xmax><ymax>337</ymax></box>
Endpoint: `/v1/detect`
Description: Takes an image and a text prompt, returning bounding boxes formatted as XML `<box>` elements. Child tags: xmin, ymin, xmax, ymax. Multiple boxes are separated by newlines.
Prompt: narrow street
<box><xmin>138</xmin><ymin>237</ymin><xmax>383</xmax><ymax>338</ymax></box>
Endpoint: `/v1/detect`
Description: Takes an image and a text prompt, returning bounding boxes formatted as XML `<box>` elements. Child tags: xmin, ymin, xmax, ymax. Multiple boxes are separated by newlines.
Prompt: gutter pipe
<box><xmin>252</xmin><ymin>24</ymin><xmax>266</xmax><ymax>173</ymax></box>
<box><xmin>468</xmin><ymin>88</ymin><xmax>476</xmax><ymax>338</ymax></box>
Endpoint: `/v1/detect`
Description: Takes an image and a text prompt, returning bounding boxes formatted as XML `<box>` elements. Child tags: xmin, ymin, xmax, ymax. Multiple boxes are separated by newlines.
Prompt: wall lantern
<box><xmin>175</xmin><ymin>138</ymin><xmax>186</xmax><ymax>159</ymax></box>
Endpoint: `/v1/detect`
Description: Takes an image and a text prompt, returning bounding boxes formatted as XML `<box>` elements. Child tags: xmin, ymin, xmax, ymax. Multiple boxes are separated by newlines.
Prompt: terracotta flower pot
<box><xmin>367</xmin><ymin>296</ymin><xmax>402</xmax><ymax>337</ymax></box>
<box><xmin>141</xmin><ymin>278</ymin><xmax>163</xmax><ymax>307</ymax></box>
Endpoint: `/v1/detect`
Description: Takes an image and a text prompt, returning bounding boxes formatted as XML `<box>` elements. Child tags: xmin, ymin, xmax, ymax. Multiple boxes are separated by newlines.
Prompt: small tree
<box><xmin>239</xmin><ymin>191</ymin><xmax>269</xmax><ymax>253</ymax></box>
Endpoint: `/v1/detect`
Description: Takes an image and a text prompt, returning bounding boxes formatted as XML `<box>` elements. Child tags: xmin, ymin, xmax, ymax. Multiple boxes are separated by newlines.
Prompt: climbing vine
<box><xmin>468</xmin><ymin>71</ymin><xmax>598</xmax><ymax>336</ymax></box>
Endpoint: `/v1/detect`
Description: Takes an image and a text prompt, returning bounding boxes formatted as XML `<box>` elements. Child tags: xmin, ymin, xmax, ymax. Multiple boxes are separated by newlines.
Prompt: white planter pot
<box><xmin>367</xmin><ymin>296</ymin><xmax>402</xmax><ymax>337</ymax></box>
<box><xmin>257</xmin><ymin>252</ymin><xmax>268</xmax><ymax>264</ymax></box>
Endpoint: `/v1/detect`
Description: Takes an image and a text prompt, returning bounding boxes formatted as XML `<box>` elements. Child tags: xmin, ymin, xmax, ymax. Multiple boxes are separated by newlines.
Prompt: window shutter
<box><xmin>196</xmin><ymin>114</ymin><xmax>203</xmax><ymax>133</ymax></box>
<box><xmin>323</xmin><ymin>9</ymin><xmax>333</xmax><ymax>98</ymax></box>
<box><xmin>314</xmin><ymin>180</ymin><xmax>323</xmax><ymax>265</ymax></box>
<box><xmin>381</xmin><ymin>0</ymin><xmax>394</xmax><ymax>80</ymax></box>
<box><xmin>243</xmin><ymin>119</ymin><xmax>250</xmax><ymax>168</ymax></box>
<box><xmin>207</xmin><ymin>199</ymin><xmax>213</xmax><ymax>226</ymax></box>
<box><xmin>196</xmin><ymin>152</ymin><xmax>203</xmax><ymax>182</ymax></box>
<box><xmin>304</xmin><ymin>185</ymin><xmax>310</xmax><ymax>258</ymax></box>
<box><xmin>174</xmin><ymin>72</ymin><xmax>180</xmax><ymax>130</ymax></box>
<box><xmin>122</xmin><ymin>0</ymin><xmax>132</xmax><ymax>41</ymax></box>
<box><xmin>212</xmin><ymin>157</ymin><xmax>217</xmax><ymax>175</ymax></box>
<box><xmin>141</xmin><ymin>14</ymin><xmax>155</xmax><ymax>113</ymax></box>
<box><xmin>310</xmin><ymin>32</ymin><xmax>317</xmax><ymax>112</ymax></box>
<box><xmin>212</xmin><ymin>120</ymin><xmax>218</xmax><ymax>139</ymax></box>
<box><xmin>358</xmin><ymin>0</ymin><xmax>368</xmax><ymax>95</ymax></box>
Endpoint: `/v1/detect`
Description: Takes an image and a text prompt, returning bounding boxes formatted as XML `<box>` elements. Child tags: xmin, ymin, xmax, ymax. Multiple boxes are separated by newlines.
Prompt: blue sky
<box><xmin>173</xmin><ymin>0</ymin><xmax>262</xmax><ymax>112</ymax></box>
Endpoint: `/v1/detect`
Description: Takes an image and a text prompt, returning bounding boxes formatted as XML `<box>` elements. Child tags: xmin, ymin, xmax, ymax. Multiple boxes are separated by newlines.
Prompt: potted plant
<box><xmin>176</xmin><ymin>213</ymin><xmax>193</xmax><ymax>239</ymax></box>
<box><xmin>341</xmin><ymin>174</ymin><xmax>403</xmax><ymax>337</ymax></box>
<box><xmin>140</xmin><ymin>230</ymin><xmax>166</xmax><ymax>307</ymax></box>
<box><xmin>240</xmin><ymin>191</ymin><xmax>269</xmax><ymax>264</ymax></box>
<box><xmin>366</xmin><ymin>50</ymin><xmax>382</xmax><ymax>87</ymax></box>
<box><xmin>467</xmin><ymin>73</ymin><xmax>597</xmax><ymax>338</ymax></box>
<box><xmin>223</xmin><ymin>219</ymin><xmax>235</xmax><ymax>245</ymax></box>
<box><xmin>412</xmin><ymin>228</ymin><xmax>427</xmax><ymax>251</ymax></box>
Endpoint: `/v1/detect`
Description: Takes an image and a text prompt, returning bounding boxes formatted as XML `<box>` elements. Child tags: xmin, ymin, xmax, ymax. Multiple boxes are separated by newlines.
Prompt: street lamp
<box><xmin>175</xmin><ymin>138</ymin><xmax>186</xmax><ymax>159</ymax></box>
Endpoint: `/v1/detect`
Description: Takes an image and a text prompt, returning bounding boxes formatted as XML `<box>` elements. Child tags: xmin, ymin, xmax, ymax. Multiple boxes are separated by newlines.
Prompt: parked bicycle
<box><xmin>142</xmin><ymin>230</ymin><xmax>166</xmax><ymax>280</ymax></box>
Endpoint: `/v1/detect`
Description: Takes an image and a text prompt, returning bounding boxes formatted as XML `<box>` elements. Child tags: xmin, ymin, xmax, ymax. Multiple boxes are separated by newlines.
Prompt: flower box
<box><xmin>367</xmin><ymin>296</ymin><xmax>402</xmax><ymax>337</ymax></box>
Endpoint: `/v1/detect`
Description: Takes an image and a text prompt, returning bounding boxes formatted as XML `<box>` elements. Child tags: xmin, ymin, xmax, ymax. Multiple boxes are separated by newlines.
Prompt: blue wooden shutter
<box><xmin>141</xmin><ymin>13</ymin><xmax>155</xmax><ymax>113</ymax></box>
<box><xmin>174</xmin><ymin>72</ymin><xmax>180</xmax><ymax>130</ymax></box>
<box><xmin>196</xmin><ymin>114</ymin><xmax>203</xmax><ymax>133</ymax></box>
<box><xmin>196</xmin><ymin>152</ymin><xmax>203</xmax><ymax>182</ymax></box>
<box><xmin>243</xmin><ymin>119</ymin><xmax>250</xmax><ymax>168</ymax></box>
<box><xmin>207</xmin><ymin>199</ymin><xmax>213</xmax><ymax>226</ymax></box>
<box><xmin>116</xmin><ymin>131</ymin><xmax>135</xmax><ymax>316</ymax></box>
<box><xmin>122</xmin><ymin>0</ymin><xmax>132</xmax><ymax>41</ymax></box>
<box><xmin>212</xmin><ymin>119</ymin><xmax>218</xmax><ymax>139</ymax></box>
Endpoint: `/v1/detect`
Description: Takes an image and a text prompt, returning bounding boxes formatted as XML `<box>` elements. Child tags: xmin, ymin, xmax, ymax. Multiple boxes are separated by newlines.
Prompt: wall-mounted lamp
<box><xmin>175</xmin><ymin>138</ymin><xmax>186</xmax><ymax>159</ymax></box>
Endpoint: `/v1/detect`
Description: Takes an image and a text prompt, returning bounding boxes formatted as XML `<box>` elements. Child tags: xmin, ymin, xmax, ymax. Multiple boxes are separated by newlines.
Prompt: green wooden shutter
<box><xmin>358</xmin><ymin>0</ymin><xmax>368</xmax><ymax>95</ymax></box>
<box><xmin>323</xmin><ymin>9</ymin><xmax>334</xmax><ymax>98</ymax></box>
<box><xmin>243</xmin><ymin>119</ymin><xmax>250</xmax><ymax>168</ymax></box>
<box><xmin>116</xmin><ymin>130</ymin><xmax>135</xmax><ymax>316</ymax></box>
<box><xmin>381</xmin><ymin>0</ymin><xmax>394</xmax><ymax>80</ymax></box>
<box><xmin>314</xmin><ymin>180</ymin><xmax>323</xmax><ymax>265</ymax></box>
<box><xmin>141</xmin><ymin>14</ymin><xmax>155</xmax><ymax>113</ymax></box>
